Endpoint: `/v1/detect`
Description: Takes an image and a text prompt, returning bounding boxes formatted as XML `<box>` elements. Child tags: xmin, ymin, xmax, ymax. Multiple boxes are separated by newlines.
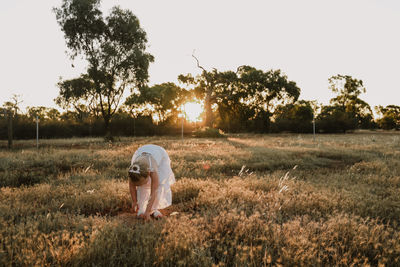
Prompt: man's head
<box><xmin>128</xmin><ymin>155</ymin><xmax>150</xmax><ymax>185</ymax></box>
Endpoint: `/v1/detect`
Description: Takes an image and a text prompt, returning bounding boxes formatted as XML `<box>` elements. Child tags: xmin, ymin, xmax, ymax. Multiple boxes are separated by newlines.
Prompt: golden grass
<box><xmin>1</xmin><ymin>132</ymin><xmax>400</xmax><ymax>266</ymax></box>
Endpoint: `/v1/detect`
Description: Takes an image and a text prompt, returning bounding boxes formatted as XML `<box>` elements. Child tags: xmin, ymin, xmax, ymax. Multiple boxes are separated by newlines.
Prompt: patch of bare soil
<box><xmin>116</xmin><ymin>206</ymin><xmax>179</xmax><ymax>224</ymax></box>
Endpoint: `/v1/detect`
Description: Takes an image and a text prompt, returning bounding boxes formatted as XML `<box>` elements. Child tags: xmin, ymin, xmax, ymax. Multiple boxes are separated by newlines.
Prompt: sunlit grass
<box><xmin>1</xmin><ymin>132</ymin><xmax>400</xmax><ymax>266</ymax></box>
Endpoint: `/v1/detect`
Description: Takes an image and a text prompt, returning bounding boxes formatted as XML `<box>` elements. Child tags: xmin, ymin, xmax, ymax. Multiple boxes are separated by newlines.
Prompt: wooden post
<box><xmin>36</xmin><ymin>116</ymin><xmax>39</xmax><ymax>149</ymax></box>
<box><xmin>7</xmin><ymin>110</ymin><xmax>13</xmax><ymax>149</ymax></box>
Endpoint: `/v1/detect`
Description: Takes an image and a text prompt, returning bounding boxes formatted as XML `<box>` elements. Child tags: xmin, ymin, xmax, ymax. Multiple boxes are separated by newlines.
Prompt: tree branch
<box><xmin>192</xmin><ymin>51</ymin><xmax>207</xmax><ymax>73</ymax></box>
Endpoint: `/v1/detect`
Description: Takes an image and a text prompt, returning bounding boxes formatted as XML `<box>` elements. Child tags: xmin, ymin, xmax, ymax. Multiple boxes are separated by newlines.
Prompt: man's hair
<box><xmin>128</xmin><ymin>155</ymin><xmax>150</xmax><ymax>183</ymax></box>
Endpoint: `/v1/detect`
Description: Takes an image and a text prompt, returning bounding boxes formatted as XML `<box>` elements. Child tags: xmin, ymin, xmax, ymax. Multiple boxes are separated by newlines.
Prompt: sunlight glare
<box><xmin>183</xmin><ymin>101</ymin><xmax>203</xmax><ymax>122</ymax></box>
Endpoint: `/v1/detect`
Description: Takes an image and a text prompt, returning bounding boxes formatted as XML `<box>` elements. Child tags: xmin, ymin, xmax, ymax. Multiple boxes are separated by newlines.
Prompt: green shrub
<box><xmin>193</xmin><ymin>127</ymin><xmax>225</xmax><ymax>138</ymax></box>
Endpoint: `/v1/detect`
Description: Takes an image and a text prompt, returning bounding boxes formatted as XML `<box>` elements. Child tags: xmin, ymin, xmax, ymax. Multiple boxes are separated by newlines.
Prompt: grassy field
<box><xmin>1</xmin><ymin>132</ymin><xmax>400</xmax><ymax>266</ymax></box>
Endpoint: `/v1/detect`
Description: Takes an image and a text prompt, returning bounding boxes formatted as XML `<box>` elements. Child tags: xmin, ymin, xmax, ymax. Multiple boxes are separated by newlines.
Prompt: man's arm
<box><xmin>144</xmin><ymin>171</ymin><xmax>159</xmax><ymax>217</ymax></box>
<box><xmin>128</xmin><ymin>179</ymin><xmax>138</xmax><ymax>212</ymax></box>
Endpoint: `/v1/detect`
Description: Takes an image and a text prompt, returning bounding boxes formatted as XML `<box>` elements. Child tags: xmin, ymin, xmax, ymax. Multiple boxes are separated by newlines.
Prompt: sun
<box><xmin>183</xmin><ymin>101</ymin><xmax>203</xmax><ymax>122</ymax></box>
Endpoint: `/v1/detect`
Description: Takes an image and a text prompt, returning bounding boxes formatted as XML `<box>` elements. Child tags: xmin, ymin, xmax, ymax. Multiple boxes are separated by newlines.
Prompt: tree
<box><xmin>273</xmin><ymin>100</ymin><xmax>314</xmax><ymax>133</ymax></box>
<box><xmin>27</xmin><ymin>106</ymin><xmax>48</xmax><ymax>119</ymax></box>
<box><xmin>179</xmin><ymin>63</ymin><xmax>300</xmax><ymax>132</ymax></box>
<box><xmin>55</xmin><ymin>75</ymin><xmax>99</xmax><ymax>120</ymax></box>
<box><xmin>316</xmin><ymin>105</ymin><xmax>357</xmax><ymax>133</ymax></box>
<box><xmin>212</xmin><ymin>70</ymin><xmax>253</xmax><ymax>132</ymax></box>
<box><xmin>375</xmin><ymin>105</ymin><xmax>400</xmax><ymax>130</ymax></box>
<box><xmin>328</xmin><ymin>75</ymin><xmax>373</xmax><ymax>128</ymax></box>
<box><xmin>46</xmin><ymin>108</ymin><xmax>61</xmax><ymax>121</ymax></box>
<box><xmin>236</xmin><ymin>66</ymin><xmax>300</xmax><ymax>132</ymax></box>
<box><xmin>178</xmin><ymin>55</ymin><xmax>220</xmax><ymax>127</ymax></box>
<box><xmin>3</xmin><ymin>94</ymin><xmax>22</xmax><ymax>117</ymax></box>
<box><xmin>125</xmin><ymin>82</ymin><xmax>191</xmax><ymax>123</ymax></box>
<box><xmin>54</xmin><ymin>0</ymin><xmax>154</xmax><ymax>138</ymax></box>
<box><xmin>2</xmin><ymin>95</ymin><xmax>22</xmax><ymax>148</ymax></box>
<box><xmin>25</xmin><ymin>106</ymin><xmax>61</xmax><ymax>121</ymax></box>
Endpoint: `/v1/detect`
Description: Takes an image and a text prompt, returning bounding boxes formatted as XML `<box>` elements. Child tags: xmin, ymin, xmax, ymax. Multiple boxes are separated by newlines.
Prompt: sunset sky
<box><xmin>1</xmin><ymin>0</ymin><xmax>399</xmax><ymax>112</ymax></box>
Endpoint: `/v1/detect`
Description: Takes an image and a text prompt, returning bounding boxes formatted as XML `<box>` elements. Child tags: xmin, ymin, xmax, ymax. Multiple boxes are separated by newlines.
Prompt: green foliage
<box><xmin>125</xmin><ymin>82</ymin><xmax>192</xmax><ymax>123</ymax></box>
<box><xmin>193</xmin><ymin>127</ymin><xmax>225</xmax><ymax>138</ymax></box>
<box><xmin>55</xmin><ymin>75</ymin><xmax>97</xmax><ymax>117</ymax></box>
<box><xmin>217</xmin><ymin>66</ymin><xmax>300</xmax><ymax>133</ymax></box>
<box><xmin>213</xmin><ymin>70</ymin><xmax>253</xmax><ymax>133</ymax></box>
<box><xmin>316</xmin><ymin>105</ymin><xmax>357</xmax><ymax>133</ymax></box>
<box><xmin>0</xmin><ymin>112</ymin><xmax>193</xmax><ymax>140</ymax></box>
<box><xmin>2</xmin><ymin>94</ymin><xmax>22</xmax><ymax>118</ymax></box>
<box><xmin>179</xmin><ymin>65</ymin><xmax>300</xmax><ymax>132</ymax></box>
<box><xmin>237</xmin><ymin>66</ymin><xmax>300</xmax><ymax>113</ymax></box>
<box><xmin>328</xmin><ymin>74</ymin><xmax>374</xmax><ymax>128</ymax></box>
<box><xmin>54</xmin><ymin>0</ymin><xmax>154</xmax><ymax>135</ymax></box>
<box><xmin>272</xmin><ymin>100</ymin><xmax>314</xmax><ymax>133</ymax></box>
<box><xmin>376</xmin><ymin>105</ymin><xmax>400</xmax><ymax>130</ymax></box>
<box><xmin>26</xmin><ymin>106</ymin><xmax>62</xmax><ymax>120</ymax></box>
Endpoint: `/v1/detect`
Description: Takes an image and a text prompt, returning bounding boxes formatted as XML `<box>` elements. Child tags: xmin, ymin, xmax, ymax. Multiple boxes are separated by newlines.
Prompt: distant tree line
<box><xmin>1</xmin><ymin>0</ymin><xmax>399</xmax><ymax>140</ymax></box>
<box><xmin>1</xmin><ymin>75</ymin><xmax>399</xmax><ymax>140</ymax></box>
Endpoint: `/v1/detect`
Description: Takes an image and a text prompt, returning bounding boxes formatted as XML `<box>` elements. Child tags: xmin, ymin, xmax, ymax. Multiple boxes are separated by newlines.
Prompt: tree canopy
<box><xmin>54</xmin><ymin>0</ymin><xmax>153</xmax><ymax>136</ymax></box>
<box><xmin>375</xmin><ymin>105</ymin><xmax>400</xmax><ymax>130</ymax></box>
<box><xmin>179</xmin><ymin>64</ymin><xmax>300</xmax><ymax>132</ymax></box>
<box><xmin>327</xmin><ymin>74</ymin><xmax>373</xmax><ymax>130</ymax></box>
<box><xmin>125</xmin><ymin>82</ymin><xmax>191</xmax><ymax>123</ymax></box>
<box><xmin>273</xmin><ymin>100</ymin><xmax>314</xmax><ymax>133</ymax></box>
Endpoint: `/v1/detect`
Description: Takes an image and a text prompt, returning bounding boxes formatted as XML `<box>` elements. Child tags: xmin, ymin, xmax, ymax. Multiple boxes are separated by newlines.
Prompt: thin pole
<box><xmin>313</xmin><ymin>113</ymin><xmax>316</xmax><ymax>142</ymax></box>
<box><xmin>133</xmin><ymin>116</ymin><xmax>136</xmax><ymax>138</ymax></box>
<box><xmin>36</xmin><ymin>116</ymin><xmax>39</xmax><ymax>149</ymax></box>
<box><xmin>7</xmin><ymin>110</ymin><xmax>13</xmax><ymax>149</ymax></box>
<box><xmin>89</xmin><ymin>117</ymin><xmax>92</xmax><ymax>136</ymax></box>
<box><xmin>181</xmin><ymin>105</ymin><xmax>186</xmax><ymax>140</ymax></box>
<box><xmin>181</xmin><ymin>115</ymin><xmax>184</xmax><ymax>140</ymax></box>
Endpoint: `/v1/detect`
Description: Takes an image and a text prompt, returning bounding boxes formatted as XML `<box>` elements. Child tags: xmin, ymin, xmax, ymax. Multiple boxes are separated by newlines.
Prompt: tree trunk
<box><xmin>204</xmin><ymin>89</ymin><xmax>213</xmax><ymax>127</ymax></box>
<box><xmin>7</xmin><ymin>111</ymin><xmax>13</xmax><ymax>149</ymax></box>
<box><xmin>103</xmin><ymin>116</ymin><xmax>113</xmax><ymax>141</ymax></box>
<box><xmin>191</xmin><ymin>54</ymin><xmax>214</xmax><ymax>128</ymax></box>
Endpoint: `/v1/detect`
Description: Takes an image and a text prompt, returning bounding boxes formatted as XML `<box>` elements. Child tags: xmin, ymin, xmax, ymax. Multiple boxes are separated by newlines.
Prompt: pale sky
<box><xmin>0</xmin><ymin>0</ymin><xmax>399</xmax><ymax>112</ymax></box>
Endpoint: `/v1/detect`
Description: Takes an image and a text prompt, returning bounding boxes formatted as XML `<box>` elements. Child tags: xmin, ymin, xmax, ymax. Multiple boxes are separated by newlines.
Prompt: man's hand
<box><xmin>138</xmin><ymin>211</ymin><xmax>151</xmax><ymax>221</ymax></box>
<box><xmin>131</xmin><ymin>202</ymin><xmax>138</xmax><ymax>213</ymax></box>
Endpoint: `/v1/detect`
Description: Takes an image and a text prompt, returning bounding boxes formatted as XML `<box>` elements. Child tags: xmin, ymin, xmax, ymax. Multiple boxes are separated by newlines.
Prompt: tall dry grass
<box><xmin>1</xmin><ymin>132</ymin><xmax>400</xmax><ymax>266</ymax></box>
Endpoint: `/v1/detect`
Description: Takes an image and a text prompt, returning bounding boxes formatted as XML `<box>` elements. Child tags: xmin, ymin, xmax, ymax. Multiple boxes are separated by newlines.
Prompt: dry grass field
<box><xmin>1</xmin><ymin>132</ymin><xmax>400</xmax><ymax>266</ymax></box>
